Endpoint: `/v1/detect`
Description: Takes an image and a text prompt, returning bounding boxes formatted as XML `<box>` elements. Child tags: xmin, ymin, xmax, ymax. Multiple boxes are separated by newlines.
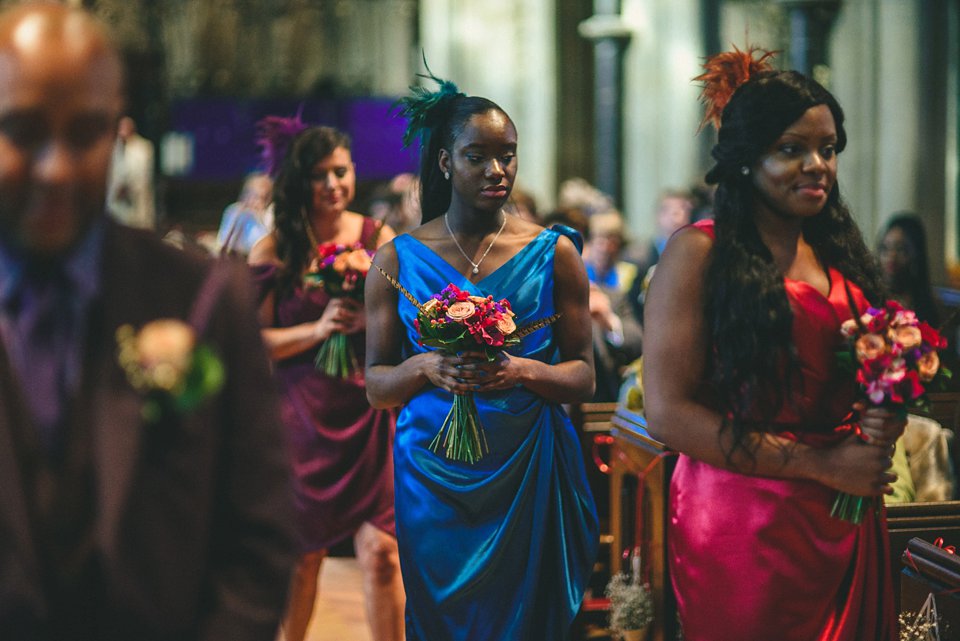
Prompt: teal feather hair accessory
<box><xmin>394</xmin><ymin>58</ymin><xmax>464</xmax><ymax>150</ymax></box>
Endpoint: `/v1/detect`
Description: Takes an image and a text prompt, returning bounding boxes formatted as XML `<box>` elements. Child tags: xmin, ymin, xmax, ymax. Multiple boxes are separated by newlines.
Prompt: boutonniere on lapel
<box><xmin>115</xmin><ymin>319</ymin><xmax>225</xmax><ymax>422</ymax></box>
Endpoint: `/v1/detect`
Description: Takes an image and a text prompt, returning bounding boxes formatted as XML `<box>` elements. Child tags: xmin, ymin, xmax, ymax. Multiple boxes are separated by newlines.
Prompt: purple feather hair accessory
<box><xmin>255</xmin><ymin>109</ymin><xmax>309</xmax><ymax>178</ymax></box>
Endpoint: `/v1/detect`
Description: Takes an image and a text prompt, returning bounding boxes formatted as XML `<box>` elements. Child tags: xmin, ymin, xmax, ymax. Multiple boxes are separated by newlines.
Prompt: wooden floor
<box><xmin>304</xmin><ymin>557</ymin><xmax>371</xmax><ymax>641</ymax></box>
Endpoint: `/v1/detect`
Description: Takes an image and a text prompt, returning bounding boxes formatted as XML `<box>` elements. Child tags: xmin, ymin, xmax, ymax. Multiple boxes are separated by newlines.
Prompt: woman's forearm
<box><xmin>366</xmin><ymin>353</ymin><xmax>433</xmax><ymax>409</ymax></box>
<box><xmin>516</xmin><ymin>358</ymin><xmax>595</xmax><ymax>404</ymax></box>
<box><xmin>645</xmin><ymin>401</ymin><xmax>824</xmax><ymax>483</ymax></box>
<box><xmin>261</xmin><ymin>323</ymin><xmax>322</xmax><ymax>362</ymax></box>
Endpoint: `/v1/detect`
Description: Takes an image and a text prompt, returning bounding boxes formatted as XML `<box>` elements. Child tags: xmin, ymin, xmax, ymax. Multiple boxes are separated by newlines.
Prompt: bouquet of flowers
<box><xmin>376</xmin><ymin>266</ymin><xmax>558</xmax><ymax>463</ymax></box>
<box><xmin>832</xmin><ymin>300</ymin><xmax>950</xmax><ymax>523</ymax></box>
<box><xmin>305</xmin><ymin>242</ymin><xmax>374</xmax><ymax>378</ymax></box>
<box><xmin>417</xmin><ymin>284</ymin><xmax>519</xmax><ymax>463</ymax></box>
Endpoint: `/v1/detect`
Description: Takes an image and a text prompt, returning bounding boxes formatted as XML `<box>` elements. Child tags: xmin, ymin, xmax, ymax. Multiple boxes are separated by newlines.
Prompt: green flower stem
<box><xmin>830</xmin><ymin>491</ymin><xmax>879</xmax><ymax>525</ymax></box>
<box><xmin>429</xmin><ymin>392</ymin><xmax>489</xmax><ymax>464</ymax></box>
<box><xmin>315</xmin><ymin>332</ymin><xmax>359</xmax><ymax>378</ymax></box>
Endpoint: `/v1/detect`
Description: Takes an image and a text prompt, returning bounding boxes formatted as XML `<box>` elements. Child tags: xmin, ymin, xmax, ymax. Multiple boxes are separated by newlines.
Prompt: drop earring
<box><xmin>740</xmin><ymin>166</ymin><xmax>750</xmax><ymax>176</ymax></box>
<box><xmin>444</xmin><ymin>171</ymin><xmax>450</xmax><ymax>180</ymax></box>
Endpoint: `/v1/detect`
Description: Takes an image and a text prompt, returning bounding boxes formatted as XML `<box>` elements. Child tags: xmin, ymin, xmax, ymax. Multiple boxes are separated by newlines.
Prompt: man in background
<box><xmin>0</xmin><ymin>4</ymin><xmax>295</xmax><ymax>639</ymax></box>
<box><xmin>107</xmin><ymin>115</ymin><xmax>156</xmax><ymax>230</ymax></box>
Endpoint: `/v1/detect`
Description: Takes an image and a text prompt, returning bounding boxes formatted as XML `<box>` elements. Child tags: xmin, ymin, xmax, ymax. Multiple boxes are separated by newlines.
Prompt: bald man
<box><xmin>0</xmin><ymin>4</ymin><xmax>295</xmax><ymax>639</ymax></box>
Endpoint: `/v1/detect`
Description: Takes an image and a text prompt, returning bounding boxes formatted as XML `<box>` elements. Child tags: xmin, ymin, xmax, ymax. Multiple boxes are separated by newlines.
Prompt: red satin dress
<box><xmin>669</xmin><ymin>220</ymin><xmax>895</xmax><ymax>641</ymax></box>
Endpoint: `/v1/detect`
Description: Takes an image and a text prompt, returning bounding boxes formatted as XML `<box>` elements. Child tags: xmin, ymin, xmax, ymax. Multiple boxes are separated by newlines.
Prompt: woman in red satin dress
<box><xmin>643</xmin><ymin>50</ymin><xmax>902</xmax><ymax>641</ymax></box>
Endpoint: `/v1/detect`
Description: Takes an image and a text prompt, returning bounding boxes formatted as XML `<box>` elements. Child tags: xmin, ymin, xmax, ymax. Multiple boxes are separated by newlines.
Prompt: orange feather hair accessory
<box><xmin>694</xmin><ymin>46</ymin><xmax>777</xmax><ymax>132</ymax></box>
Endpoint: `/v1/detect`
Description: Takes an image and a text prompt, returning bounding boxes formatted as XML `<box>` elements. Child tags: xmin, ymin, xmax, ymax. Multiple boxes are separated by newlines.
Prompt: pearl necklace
<box><xmin>444</xmin><ymin>213</ymin><xmax>507</xmax><ymax>275</ymax></box>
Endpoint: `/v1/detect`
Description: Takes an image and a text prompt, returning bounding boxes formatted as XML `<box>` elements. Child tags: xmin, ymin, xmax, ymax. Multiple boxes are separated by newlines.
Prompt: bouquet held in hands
<box><xmin>832</xmin><ymin>300</ymin><xmax>950</xmax><ymax>523</ymax></box>
<box><xmin>305</xmin><ymin>241</ymin><xmax>374</xmax><ymax>378</ymax></box>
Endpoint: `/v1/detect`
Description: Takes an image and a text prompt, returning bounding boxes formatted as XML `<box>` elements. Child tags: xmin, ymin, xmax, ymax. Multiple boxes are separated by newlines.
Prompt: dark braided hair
<box><xmin>272</xmin><ymin>126</ymin><xmax>352</xmax><ymax>298</ymax></box>
<box><xmin>702</xmin><ymin>69</ymin><xmax>886</xmax><ymax>458</ymax></box>
<box><xmin>395</xmin><ymin>70</ymin><xmax>513</xmax><ymax>222</ymax></box>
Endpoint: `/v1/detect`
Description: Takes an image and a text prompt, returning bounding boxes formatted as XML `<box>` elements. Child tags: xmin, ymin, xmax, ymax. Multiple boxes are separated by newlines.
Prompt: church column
<box><xmin>774</xmin><ymin>0</ymin><xmax>842</xmax><ymax>80</ymax></box>
<box><xmin>579</xmin><ymin>1</ymin><xmax>632</xmax><ymax>205</ymax></box>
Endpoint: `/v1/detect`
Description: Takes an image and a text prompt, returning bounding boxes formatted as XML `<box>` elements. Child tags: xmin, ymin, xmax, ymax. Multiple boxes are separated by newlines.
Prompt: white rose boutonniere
<box><xmin>116</xmin><ymin>319</ymin><xmax>225</xmax><ymax>422</ymax></box>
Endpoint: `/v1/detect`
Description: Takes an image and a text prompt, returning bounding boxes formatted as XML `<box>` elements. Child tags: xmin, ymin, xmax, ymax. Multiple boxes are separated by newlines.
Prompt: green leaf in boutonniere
<box><xmin>116</xmin><ymin>319</ymin><xmax>225</xmax><ymax>422</ymax></box>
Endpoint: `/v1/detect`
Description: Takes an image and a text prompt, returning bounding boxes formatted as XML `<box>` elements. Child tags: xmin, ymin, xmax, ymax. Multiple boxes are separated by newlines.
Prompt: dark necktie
<box><xmin>15</xmin><ymin>268</ymin><xmax>72</xmax><ymax>454</ymax></box>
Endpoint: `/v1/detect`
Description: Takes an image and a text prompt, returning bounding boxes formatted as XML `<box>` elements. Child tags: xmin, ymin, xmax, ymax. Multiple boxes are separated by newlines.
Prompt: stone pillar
<box><xmin>579</xmin><ymin>1</ymin><xmax>632</xmax><ymax>205</ymax></box>
<box><xmin>775</xmin><ymin>0</ymin><xmax>842</xmax><ymax>80</ymax></box>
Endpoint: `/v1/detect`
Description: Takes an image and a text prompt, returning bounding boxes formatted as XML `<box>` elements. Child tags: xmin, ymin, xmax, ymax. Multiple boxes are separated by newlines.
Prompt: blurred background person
<box><xmin>583</xmin><ymin>211</ymin><xmax>643</xmax><ymax>401</ymax></box>
<box><xmin>878</xmin><ymin>212</ymin><xmax>940</xmax><ymax>326</ymax></box>
<box><xmin>506</xmin><ymin>186</ymin><xmax>541</xmax><ymax>224</ymax></box>
<box><xmin>627</xmin><ymin>189</ymin><xmax>696</xmax><ymax>324</ymax></box>
<box><xmin>248</xmin><ymin>121</ymin><xmax>403</xmax><ymax>641</ymax></box>
<box><xmin>216</xmin><ymin>171</ymin><xmax>274</xmax><ymax>257</ymax></box>
<box><xmin>368</xmin><ymin>172</ymin><xmax>421</xmax><ymax>236</ymax></box>
<box><xmin>106</xmin><ymin>115</ymin><xmax>156</xmax><ymax>230</ymax></box>
<box><xmin>630</xmin><ymin>189</ymin><xmax>695</xmax><ymax>280</ymax></box>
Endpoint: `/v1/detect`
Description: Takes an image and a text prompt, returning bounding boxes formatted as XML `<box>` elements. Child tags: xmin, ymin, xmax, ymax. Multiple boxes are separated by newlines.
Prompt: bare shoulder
<box><xmin>647</xmin><ymin>226</ymin><xmax>714</xmax><ymax>300</ymax></box>
<box><xmin>248</xmin><ymin>232</ymin><xmax>281</xmax><ymax>266</ymax></box>
<box><xmin>407</xmin><ymin>217</ymin><xmax>445</xmax><ymax>245</ymax></box>
<box><xmin>658</xmin><ymin>225</ymin><xmax>713</xmax><ymax>268</ymax></box>
<box><xmin>371</xmin><ymin>236</ymin><xmax>399</xmax><ymax>272</ymax></box>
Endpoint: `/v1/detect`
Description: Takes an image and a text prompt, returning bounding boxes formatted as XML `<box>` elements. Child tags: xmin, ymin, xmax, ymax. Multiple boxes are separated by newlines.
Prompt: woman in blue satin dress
<box><xmin>365</xmin><ymin>76</ymin><xmax>599</xmax><ymax>640</ymax></box>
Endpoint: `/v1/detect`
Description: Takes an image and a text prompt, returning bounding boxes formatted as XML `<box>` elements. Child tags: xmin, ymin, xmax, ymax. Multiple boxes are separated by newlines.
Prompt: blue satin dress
<box><xmin>392</xmin><ymin>227</ymin><xmax>599</xmax><ymax>641</ymax></box>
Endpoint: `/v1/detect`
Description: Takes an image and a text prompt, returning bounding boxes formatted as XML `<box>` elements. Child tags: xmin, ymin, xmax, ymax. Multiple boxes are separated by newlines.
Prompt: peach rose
<box><xmin>468</xmin><ymin>295</ymin><xmax>489</xmax><ymax>304</ymax></box>
<box><xmin>496</xmin><ymin>314</ymin><xmax>517</xmax><ymax>335</ymax></box>
<box><xmin>855</xmin><ymin>333</ymin><xmax>887</xmax><ymax>362</ymax></box>
<box><xmin>345</xmin><ymin>249</ymin><xmax>372</xmax><ymax>273</ymax></box>
<box><xmin>918</xmin><ymin>351</ymin><xmax>940</xmax><ymax>382</ymax></box>
<box><xmin>422</xmin><ymin>298</ymin><xmax>440</xmax><ymax>314</ymax></box>
<box><xmin>332</xmin><ymin>252</ymin><xmax>350</xmax><ymax>273</ymax></box>
<box><xmin>446</xmin><ymin>300</ymin><xmax>476</xmax><ymax>322</ymax></box>
<box><xmin>135</xmin><ymin>319</ymin><xmax>196</xmax><ymax>390</ymax></box>
<box><xmin>892</xmin><ymin>325</ymin><xmax>922</xmax><ymax>350</ymax></box>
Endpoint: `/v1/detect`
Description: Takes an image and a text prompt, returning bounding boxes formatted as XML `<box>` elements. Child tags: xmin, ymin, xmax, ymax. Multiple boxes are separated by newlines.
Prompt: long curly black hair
<box><xmin>395</xmin><ymin>71</ymin><xmax>512</xmax><ymax>223</ymax></box>
<box><xmin>703</xmin><ymin>70</ymin><xmax>886</xmax><ymax>458</ymax></box>
<box><xmin>272</xmin><ymin>126</ymin><xmax>352</xmax><ymax>299</ymax></box>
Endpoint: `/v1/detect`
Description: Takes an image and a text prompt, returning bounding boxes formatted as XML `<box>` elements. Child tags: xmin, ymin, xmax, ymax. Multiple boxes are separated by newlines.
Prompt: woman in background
<box><xmin>878</xmin><ymin>212</ymin><xmax>940</xmax><ymax>325</ymax></box>
<box><xmin>249</xmin><ymin>122</ymin><xmax>403</xmax><ymax>641</ymax></box>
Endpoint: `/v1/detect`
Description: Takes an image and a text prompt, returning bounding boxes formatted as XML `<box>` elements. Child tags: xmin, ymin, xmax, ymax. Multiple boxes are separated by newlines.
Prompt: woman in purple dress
<box><xmin>249</xmin><ymin>124</ymin><xmax>404</xmax><ymax>641</ymax></box>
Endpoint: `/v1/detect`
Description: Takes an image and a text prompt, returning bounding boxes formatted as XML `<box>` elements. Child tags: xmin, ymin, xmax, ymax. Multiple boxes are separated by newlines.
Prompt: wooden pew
<box><xmin>569</xmin><ymin>401</ymin><xmax>619</xmax><ymax>536</ymax></box>
<box><xmin>609</xmin><ymin>406</ymin><xmax>677</xmax><ymax>641</ymax></box>
<box><xmin>899</xmin><ymin>537</ymin><xmax>960</xmax><ymax>633</ymax></box>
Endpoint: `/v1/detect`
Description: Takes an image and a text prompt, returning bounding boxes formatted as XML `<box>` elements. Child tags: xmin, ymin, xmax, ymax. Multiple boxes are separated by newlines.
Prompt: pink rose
<box><xmin>840</xmin><ymin>319</ymin><xmax>859</xmax><ymax>338</ymax></box>
<box><xmin>890</xmin><ymin>309</ymin><xmax>918</xmax><ymax>327</ymax></box>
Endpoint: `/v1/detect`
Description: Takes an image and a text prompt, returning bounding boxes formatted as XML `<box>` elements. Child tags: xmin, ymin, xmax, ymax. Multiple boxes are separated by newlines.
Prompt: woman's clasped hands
<box><xmin>425</xmin><ymin>350</ymin><xmax>528</xmax><ymax>395</ymax></box>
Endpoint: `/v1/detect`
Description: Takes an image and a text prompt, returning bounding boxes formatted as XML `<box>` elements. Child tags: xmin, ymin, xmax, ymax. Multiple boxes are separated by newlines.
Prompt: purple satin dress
<box><xmin>253</xmin><ymin>217</ymin><xmax>395</xmax><ymax>551</ymax></box>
